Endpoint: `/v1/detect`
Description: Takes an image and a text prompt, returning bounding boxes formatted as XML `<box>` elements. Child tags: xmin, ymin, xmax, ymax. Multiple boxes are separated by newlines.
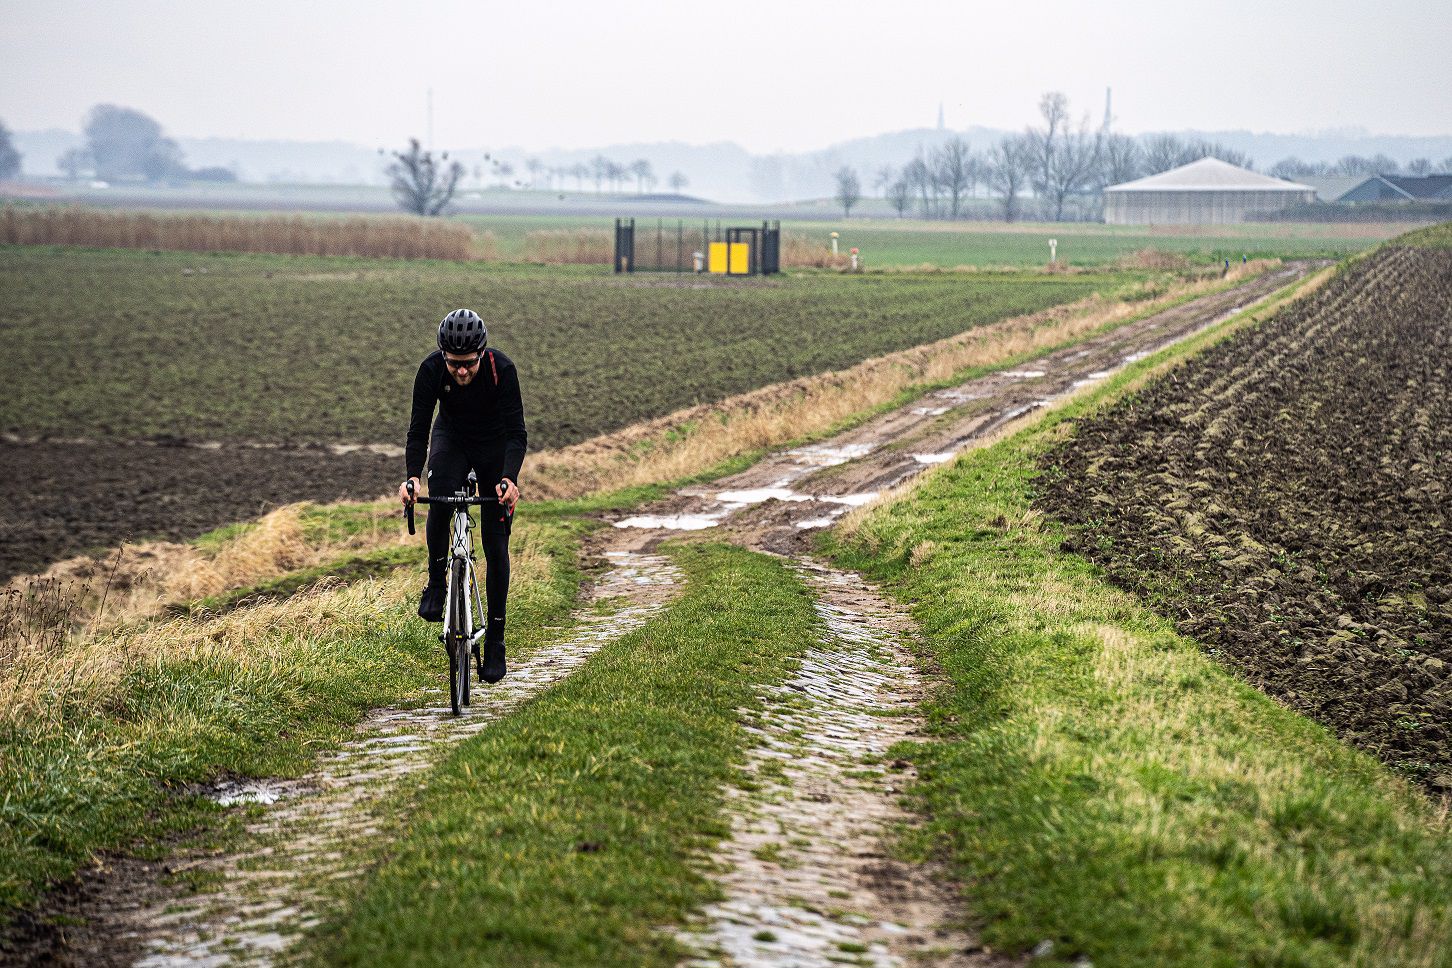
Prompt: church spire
<box><xmin>937</xmin><ymin>102</ymin><xmax>945</xmax><ymax>130</ymax></box>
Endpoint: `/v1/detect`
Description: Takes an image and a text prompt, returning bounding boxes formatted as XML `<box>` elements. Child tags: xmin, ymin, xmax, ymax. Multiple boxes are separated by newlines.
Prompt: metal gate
<box><xmin>613</xmin><ymin>218</ymin><xmax>781</xmax><ymax>275</ymax></box>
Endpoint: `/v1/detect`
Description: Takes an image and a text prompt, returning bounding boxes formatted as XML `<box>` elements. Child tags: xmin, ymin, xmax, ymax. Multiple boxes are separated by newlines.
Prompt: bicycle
<box><xmin>406</xmin><ymin>472</ymin><xmax>490</xmax><ymax>716</ymax></box>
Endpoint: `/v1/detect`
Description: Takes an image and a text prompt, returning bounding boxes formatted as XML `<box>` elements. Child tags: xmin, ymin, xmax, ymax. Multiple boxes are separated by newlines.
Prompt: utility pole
<box><xmin>427</xmin><ymin>87</ymin><xmax>434</xmax><ymax>150</ymax></box>
<box><xmin>1102</xmin><ymin>87</ymin><xmax>1113</xmax><ymax>134</ymax></box>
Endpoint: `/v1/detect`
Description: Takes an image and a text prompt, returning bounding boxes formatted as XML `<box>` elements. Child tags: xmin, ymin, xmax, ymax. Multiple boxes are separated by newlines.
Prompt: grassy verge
<box><xmin>824</xmin><ymin>282</ymin><xmax>1452</xmax><ymax>968</ymax></box>
<box><xmin>305</xmin><ymin>542</ymin><xmax>819</xmax><ymax>967</ymax></box>
<box><xmin>0</xmin><ymin>516</ymin><xmax>583</xmax><ymax>924</ymax></box>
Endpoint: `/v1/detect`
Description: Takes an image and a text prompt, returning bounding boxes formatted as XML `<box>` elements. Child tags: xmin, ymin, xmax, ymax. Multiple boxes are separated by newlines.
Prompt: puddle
<box><xmin>794</xmin><ymin>516</ymin><xmax>842</xmax><ymax>530</ymax></box>
<box><xmin>715</xmin><ymin>485</ymin><xmax>812</xmax><ymax>504</ymax></box>
<box><xmin>1123</xmin><ymin>350</ymin><xmax>1151</xmax><ymax>363</ymax></box>
<box><xmin>911</xmin><ymin>452</ymin><xmax>955</xmax><ymax>464</ymax></box>
<box><xmin>910</xmin><ymin>406</ymin><xmax>951</xmax><ymax>416</ymax></box>
<box><xmin>614</xmin><ymin>512</ymin><xmax>728</xmax><ymax>530</ymax></box>
<box><xmin>786</xmin><ymin>443</ymin><xmax>875</xmax><ymax>467</ymax></box>
<box><xmin>210</xmin><ymin>781</ymin><xmax>288</xmax><ymax>808</ymax></box>
<box><xmin>817</xmin><ymin>492</ymin><xmax>879</xmax><ymax>507</ymax></box>
<box><xmin>1004</xmin><ymin>369</ymin><xmax>1048</xmax><ymax>379</ymax></box>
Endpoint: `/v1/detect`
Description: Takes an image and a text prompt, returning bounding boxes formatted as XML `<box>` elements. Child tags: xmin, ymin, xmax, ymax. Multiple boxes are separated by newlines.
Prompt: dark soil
<box><xmin>0</xmin><ymin>438</ymin><xmax>396</xmax><ymax>582</ymax></box>
<box><xmin>1037</xmin><ymin>246</ymin><xmax>1452</xmax><ymax>791</ymax></box>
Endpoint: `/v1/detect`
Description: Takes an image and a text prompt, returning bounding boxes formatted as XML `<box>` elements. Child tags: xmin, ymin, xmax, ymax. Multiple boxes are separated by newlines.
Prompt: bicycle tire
<box><xmin>449</xmin><ymin>557</ymin><xmax>470</xmax><ymax>714</ymax></box>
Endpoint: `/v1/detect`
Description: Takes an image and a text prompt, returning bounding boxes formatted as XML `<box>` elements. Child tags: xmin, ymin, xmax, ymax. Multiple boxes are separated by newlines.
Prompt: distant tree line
<box><xmin>460</xmin><ymin>152</ymin><xmax>688</xmax><ymax>197</ymax></box>
<box><xmin>832</xmin><ymin>92</ymin><xmax>1452</xmax><ymax>221</ymax></box>
<box><xmin>43</xmin><ymin>105</ymin><xmax>238</xmax><ymax>184</ymax></box>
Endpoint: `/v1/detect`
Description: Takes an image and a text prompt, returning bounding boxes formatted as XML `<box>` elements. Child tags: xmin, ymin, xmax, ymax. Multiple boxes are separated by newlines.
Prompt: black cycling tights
<box><xmin>426</xmin><ymin>510</ymin><xmax>510</xmax><ymax>644</ymax></box>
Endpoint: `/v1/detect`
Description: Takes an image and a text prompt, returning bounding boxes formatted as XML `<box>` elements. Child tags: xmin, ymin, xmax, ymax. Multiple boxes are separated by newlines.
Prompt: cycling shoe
<box><xmin>417</xmin><ymin>584</ymin><xmax>445</xmax><ymax>623</ymax></box>
<box><xmin>481</xmin><ymin>640</ymin><xmax>506</xmax><ymax>684</ymax></box>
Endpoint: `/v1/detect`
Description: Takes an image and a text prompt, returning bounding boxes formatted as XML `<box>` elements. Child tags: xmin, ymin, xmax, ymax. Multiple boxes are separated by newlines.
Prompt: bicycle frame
<box><xmin>441</xmin><ymin>503</ymin><xmax>488</xmax><ymax>651</ymax></box>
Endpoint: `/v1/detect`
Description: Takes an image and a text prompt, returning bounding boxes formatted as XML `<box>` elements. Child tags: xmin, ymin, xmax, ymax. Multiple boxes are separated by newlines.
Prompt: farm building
<box><xmin>1103</xmin><ymin>157</ymin><xmax>1315</xmax><ymax>225</ymax></box>
<box><xmin>1337</xmin><ymin>173</ymin><xmax>1452</xmax><ymax>203</ymax></box>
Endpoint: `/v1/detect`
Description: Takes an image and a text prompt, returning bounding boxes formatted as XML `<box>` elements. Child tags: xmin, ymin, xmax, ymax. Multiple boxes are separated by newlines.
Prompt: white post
<box><xmin>830</xmin><ymin>231</ymin><xmax>839</xmax><ymax>256</ymax></box>
<box><xmin>1049</xmin><ymin>238</ymin><xmax>1058</xmax><ymax>264</ymax></box>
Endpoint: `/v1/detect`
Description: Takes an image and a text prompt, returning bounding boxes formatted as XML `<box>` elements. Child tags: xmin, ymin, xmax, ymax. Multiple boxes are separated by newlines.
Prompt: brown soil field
<box><xmin>1038</xmin><ymin>246</ymin><xmax>1452</xmax><ymax>790</ymax></box>
<box><xmin>0</xmin><ymin>439</ymin><xmax>393</xmax><ymax>582</ymax></box>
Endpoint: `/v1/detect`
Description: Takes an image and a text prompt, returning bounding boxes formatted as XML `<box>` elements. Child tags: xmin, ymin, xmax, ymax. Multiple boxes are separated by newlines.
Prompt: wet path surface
<box><xmin>611</xmin><ymin>264</ymin><xmax>1312</xmax><ymax>556</ymax></box>
<box><xmin>95</xmin><ymin>553</ymin><xmax>681</xmax><ymax>967</ymax></box>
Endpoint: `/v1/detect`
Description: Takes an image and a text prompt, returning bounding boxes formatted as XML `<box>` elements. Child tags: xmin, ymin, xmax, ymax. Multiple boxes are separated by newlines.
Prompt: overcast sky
<box><xmin>2</xmin><ymin>0</ymin><xmax>1449</xmax><ymax>152</ymax></box>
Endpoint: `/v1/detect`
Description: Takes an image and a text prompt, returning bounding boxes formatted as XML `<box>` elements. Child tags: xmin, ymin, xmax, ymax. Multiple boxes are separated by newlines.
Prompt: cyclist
<box><xmin>398</xmin><ymin>308</ymin><xmax>526</xmax><ymax>684</ymax></box>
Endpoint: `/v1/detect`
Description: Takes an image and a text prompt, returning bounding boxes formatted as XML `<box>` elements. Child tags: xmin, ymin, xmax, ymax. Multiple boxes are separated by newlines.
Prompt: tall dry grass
<box><xmin>523</xmin><ymin>228</ymin><xmax>613</xmax><ymax>265</ymax></box>
<box><xmin>526</xmin><ymin>263</ymin><xmax>1278</xmax><ymax>499</ymax></box>
<box><xmin>780</xmin><ymin>232</ymin><xmax>851</xmax><ymax>269</ymax></box>
<box><xmin>1</xmin><ymin>205</ymin><xmax>484</xmax><ymax>261</ymax></box>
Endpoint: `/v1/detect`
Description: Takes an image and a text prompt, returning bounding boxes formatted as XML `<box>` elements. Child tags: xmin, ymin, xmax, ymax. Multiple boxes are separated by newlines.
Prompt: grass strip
<box><xmin>0</xmin><ymin>517</ymin><xmax>582</xmax><ymax>924</ymax></box>
<box><xmin>825</xmin><ymin>287</ymin><xmax>1452</xmax><ymax>968</ymax></box>
<box><xmin>306</xmin><ymin>542</ymin><xmax>819</xmax><ymax>968</ymax></box>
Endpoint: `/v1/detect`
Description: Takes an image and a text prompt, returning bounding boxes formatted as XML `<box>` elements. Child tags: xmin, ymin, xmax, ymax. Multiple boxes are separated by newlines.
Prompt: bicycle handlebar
<box><xmin>404</xmin><ymin>476</ymin><xmax>502</xmax><ymax>536</ymax></box>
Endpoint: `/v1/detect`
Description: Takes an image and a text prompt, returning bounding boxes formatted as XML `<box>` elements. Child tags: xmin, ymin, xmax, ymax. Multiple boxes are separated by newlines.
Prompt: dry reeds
<box><xmin>1</xmin><ymin>205</ymin><xmax>481</xmax><ymax>261</ymax></box>
<box><xmin>523</xmin><ymin>228</ymin><xmax>613</xmax><ymax>264</ymax></box>
<box><xmin>780</xmin><ymin>232</ymin><xmax>851</xmax><ymax>269</ymax></box>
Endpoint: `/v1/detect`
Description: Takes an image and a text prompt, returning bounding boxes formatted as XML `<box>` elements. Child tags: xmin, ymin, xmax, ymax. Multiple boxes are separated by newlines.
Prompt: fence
<box><xmin>614</xmin><ymin>218</ymin><xmax>781</xmax><ymax>275</ymax></box>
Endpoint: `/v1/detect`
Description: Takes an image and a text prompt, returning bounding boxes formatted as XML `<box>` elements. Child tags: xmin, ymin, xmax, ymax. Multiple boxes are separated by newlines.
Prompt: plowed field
<box><xmin>1038</xmin><ymin>245</ymin><xmax>1452</xmax><ymax>790</ymax></box>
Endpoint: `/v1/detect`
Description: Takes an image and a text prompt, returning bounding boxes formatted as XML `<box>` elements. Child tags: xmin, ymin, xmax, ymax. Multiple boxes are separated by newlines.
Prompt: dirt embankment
<box><xmin>1039</xmin><ymin>246</ymin><xmax>1452</xmax><ymax>790</ymax></box>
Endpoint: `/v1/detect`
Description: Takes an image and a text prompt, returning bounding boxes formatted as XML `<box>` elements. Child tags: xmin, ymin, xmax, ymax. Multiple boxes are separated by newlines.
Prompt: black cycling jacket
<box><xmin>405</xmin><ymin>348</ymin><xmax>527</xmax><ymax>484</ymax></box>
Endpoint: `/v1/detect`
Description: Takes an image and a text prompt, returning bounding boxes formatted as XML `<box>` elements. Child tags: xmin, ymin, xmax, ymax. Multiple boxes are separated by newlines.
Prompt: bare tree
<box><xmin>571</xmin><ymin>162</ymin><xmax>589</xmax><ymax>191</ymax></box>
<box><xmin>629</xmin><ymin>158</ymin><xmax>654</xmax><ymax>193</ymax></box>
<box><xmin>591</xmin><ymin>155</ymin><xmax>609</xmax><ymax>192</ymax></box>
<box><xmin>386</xmin><ymin>138</ymin><xmax>464</xmax><ymax>216</ymax></box>
<box><xmin>525</xmin><ymin>157</ymin><xmax>544</xmax><ymax>188</ymax></box>
<box><xmin>873</xmin><ymin>164</ymin><xmax>895</xmax><ymax>198</ymax></box>
<box><xmin>1028</xmin><ymin>92</ymin><xmax>1101</xmax><ymax>221</ymax></box>
<box><xmin>834</xmin><ymin>165</ymin><xmax>862</xmax><ymax>217</ymax></box>
<box><xmin>886</xmin><ymin>179</ymin><xmax>913</xmax><ymax>217</ymax></box>
<box><xmin>1141</xmin><ymin>134</ymin><xmax>1253</xmax><ymax>174</ymax></box>
<box><xmin>668</xmin><ymin>170</ymin><xmax>689</xmax><ymax>192</ymax></box>
<box><xmin>0</xmin><ymin>121</ymin><xmax>21</xmax><ymax>181</ymax></box>
<box><xmin>902</xmin><ymin>153</ymin><xmax>936</xmax><ymax>218</ymax></box>
<box><xmin>987</xmin><ymin>134</ymin><xmax>1032</xmax><ymax>222</ymax></box>
<box><xmin>1268</xmin><ymin>156</ymin><xmax>1330</xmax><ymax>179</ymax></box>
<box><xmin>934</xmin><ymin>137</ymin><xmax>972</xmax><ymax>219</ymax></box>
<box><xmin>1406</xmin><ymin>157</ymin><xmax>1432</xmax><ymax>176</ymax></box>
<box><xmin>1097</xmin><ymin>133</ymin><xmax>1143</xmax><ymax>188</ymax></box>
<box><xmin>1440</xmin><ymin>156</ymin><xmax>1452</xmax><ymax>174</ymax></box>
<box><xmin>606</xmin><ymin>160</ymin><xmax>627</xmax><ymax>192</ymax></box>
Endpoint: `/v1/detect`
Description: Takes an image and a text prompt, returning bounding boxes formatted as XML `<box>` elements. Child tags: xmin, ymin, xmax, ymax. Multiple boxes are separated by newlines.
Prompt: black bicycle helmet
<box><xmin>437</xmin><ymin>308</ymin><xmax>487</xmax><ymax>353</ymax></box>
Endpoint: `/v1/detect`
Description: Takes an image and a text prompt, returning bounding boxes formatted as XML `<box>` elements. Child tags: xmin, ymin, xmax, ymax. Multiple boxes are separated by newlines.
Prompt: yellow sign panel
<box><xmin>708</xmin><ymin>241</ymin><xmax>751</xmax><ymax>274</ymax></box>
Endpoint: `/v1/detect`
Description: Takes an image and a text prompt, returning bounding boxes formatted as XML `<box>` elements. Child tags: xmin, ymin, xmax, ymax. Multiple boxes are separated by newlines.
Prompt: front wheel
<box><xmin>448</xmin><ymin>558</ymin><xmax>471</xmax><ymax>715</ymax></box>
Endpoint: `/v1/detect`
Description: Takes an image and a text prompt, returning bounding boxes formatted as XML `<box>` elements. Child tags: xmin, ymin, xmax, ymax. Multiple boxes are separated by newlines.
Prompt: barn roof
<box><xmin>1105</xmin><ymin>157</ymin><xmax>1313</xmax><ymax>193</ymax></box>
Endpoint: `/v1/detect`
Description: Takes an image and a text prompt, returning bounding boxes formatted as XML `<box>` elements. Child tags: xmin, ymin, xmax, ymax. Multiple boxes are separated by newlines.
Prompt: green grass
<box><xmin>824</xmin><ymin>291</ymin><xmax>1452</xmax><ymax>967</ymax></box>
<box><xmin>305</xmin><ymin>542</ymin><xmax>821</xmax><ymax>967</ymax></box>
<box><xmin>0</xmin><ymin>246</ymin><xmax>1123</xmax><ymax>448</ymax></box>
<box><xmin>1397</xmin><ymin>220</ymin><xmax>1452</xmax><ymax>247</ymax></box>
<box><xmin>785</xmin><ymin>218</ymin><xmax>1396</xmax><ymax>268</ymax></box>
<box><xmin>0</xmin><ymin>516</ymin><xmax>583</xmax><ymax>923</ymax></box>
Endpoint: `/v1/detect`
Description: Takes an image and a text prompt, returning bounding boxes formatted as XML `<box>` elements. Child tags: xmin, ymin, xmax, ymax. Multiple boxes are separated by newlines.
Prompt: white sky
<box><xmin>2</xmin><ymin>0</ymin><xmax>1449</xmax><ymax>152</ymax></box>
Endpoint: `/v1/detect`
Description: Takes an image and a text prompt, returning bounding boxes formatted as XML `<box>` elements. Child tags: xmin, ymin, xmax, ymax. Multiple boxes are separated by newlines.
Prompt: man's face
<box><xmin>443</xmin><ymin>350</ymin><xmax>482</xmax><ymax>386</ymax></box>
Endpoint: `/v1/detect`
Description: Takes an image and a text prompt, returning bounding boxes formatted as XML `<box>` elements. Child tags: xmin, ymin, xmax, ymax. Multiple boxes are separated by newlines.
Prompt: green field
<box><xmin>0</xmin><ymin>246</ymin><xmax>1124</xmax><ymax>447</ymax></box>
<box><xmin>453</xmin><ymin>212</ymin><xmax>1399</xmax><ymax>267</ymax></box>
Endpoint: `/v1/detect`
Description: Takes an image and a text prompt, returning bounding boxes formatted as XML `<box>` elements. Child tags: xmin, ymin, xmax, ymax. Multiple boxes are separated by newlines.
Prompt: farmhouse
<box><xmin>1103</xmin><ymin>157</ymin><xmax>1315</xmax><ymax>225</ymax></box>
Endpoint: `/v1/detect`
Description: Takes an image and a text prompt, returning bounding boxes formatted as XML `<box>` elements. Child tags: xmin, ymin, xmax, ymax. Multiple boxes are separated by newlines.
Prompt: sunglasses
<box><xmin>443</xmin><ymin>354</ymin><xmax>482</xmax><ymax>370</ymax></box>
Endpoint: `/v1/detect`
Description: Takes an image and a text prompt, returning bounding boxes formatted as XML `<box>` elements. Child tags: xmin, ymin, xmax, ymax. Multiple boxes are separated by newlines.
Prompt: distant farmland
<box><xmin>0</xmin><ymin>246</ymin><xmax>1121</xmax><ymax>448</ymax></box>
